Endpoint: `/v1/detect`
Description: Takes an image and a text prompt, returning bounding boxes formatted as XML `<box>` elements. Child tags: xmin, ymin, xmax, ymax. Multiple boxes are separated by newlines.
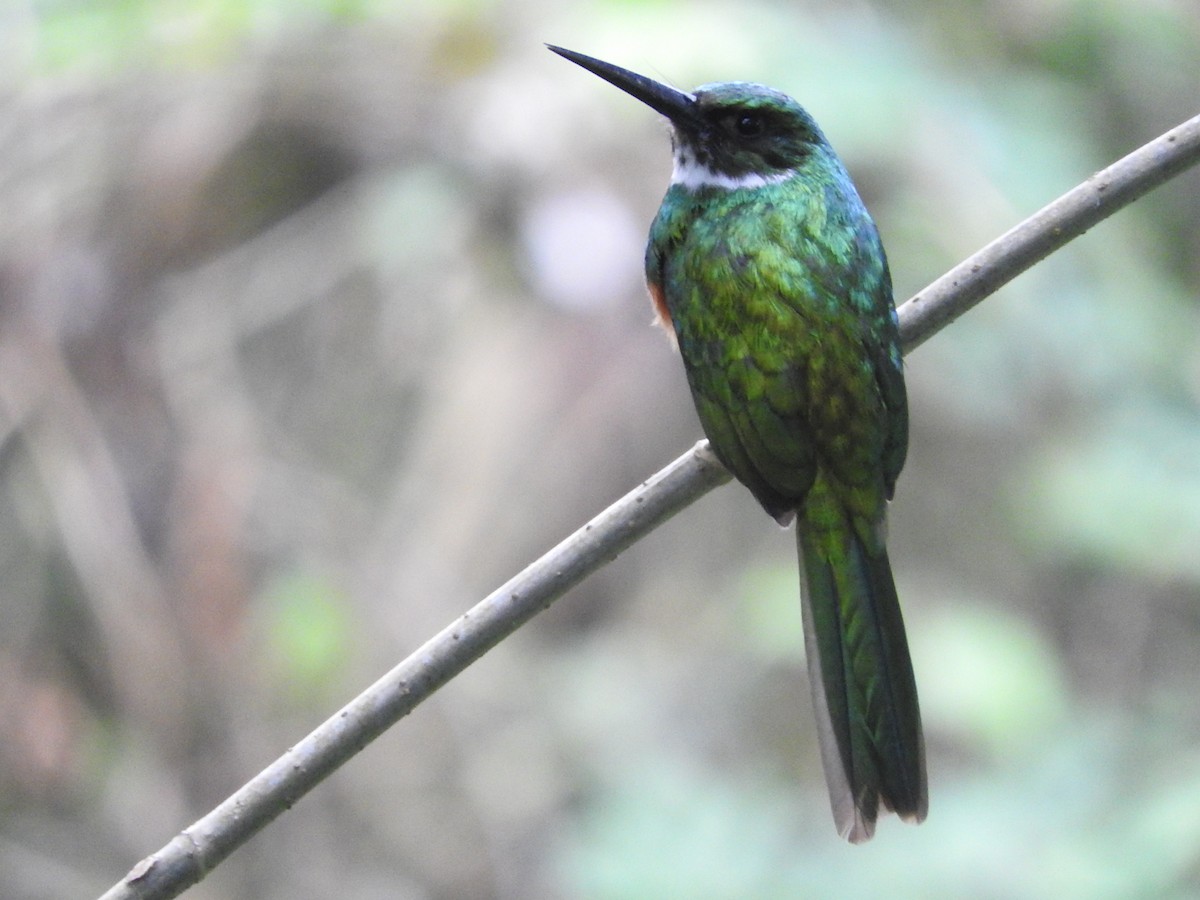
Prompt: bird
<box><xmin>548</xmin><ymin>44</ymin><xmax>926</xmax><ymax>842</ymax></box>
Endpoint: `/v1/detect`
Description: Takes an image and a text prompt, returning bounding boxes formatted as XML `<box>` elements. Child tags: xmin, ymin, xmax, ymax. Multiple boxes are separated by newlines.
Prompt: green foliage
<box><xmin>25</xmin><ymin>0</ymin><xmax>381</xmax><ymax>72</ymax></box>
<box><xmin>560</xmin><ymin>759</ymin><xmax>815</xmax><ymax>899</ymax></box>
<box><xmin>1021</xmin><ymin>403</ymin><xmax>1200</xmax><ymax>582</ymax></box>
<box><xmin>258</xmin><ymin>572</ymin><xmax>352</xmax><ymax>701</ymax></box>
<box><xmin>915</xmin><ymin>604</ymin><xmax>1068</xmax><ymax>759</ymax></box>
<box><xmin>736</xmin><ymin>563</ymin><xmax>805</xmax><ymax>662</ymax></box>
<box><xmin>560</xmin><ymin>716</ymin><xmax>1200</xmax><ymax>899</ymax></box>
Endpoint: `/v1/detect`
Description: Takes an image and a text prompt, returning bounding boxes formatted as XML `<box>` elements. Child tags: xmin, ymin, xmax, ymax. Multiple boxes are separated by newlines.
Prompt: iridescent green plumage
<box><xmin>550</xmin><ymin>46</ymin><xmax>926</xmax><ymax>842</ymax></box>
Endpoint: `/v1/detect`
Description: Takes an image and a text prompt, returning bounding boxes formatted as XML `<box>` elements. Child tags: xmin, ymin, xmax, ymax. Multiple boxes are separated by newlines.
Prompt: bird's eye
<box><xmin>733</xmin><ymin>114</ymin><xmax>765</xmax><ymax>137</ymax></box>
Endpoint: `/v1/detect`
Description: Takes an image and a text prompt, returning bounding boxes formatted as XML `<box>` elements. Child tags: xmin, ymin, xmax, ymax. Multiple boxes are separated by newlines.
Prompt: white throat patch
<box><xmin>670</xmin><ymin>150</ymin><xmax>795</xmax><ymax>191</ymax></box>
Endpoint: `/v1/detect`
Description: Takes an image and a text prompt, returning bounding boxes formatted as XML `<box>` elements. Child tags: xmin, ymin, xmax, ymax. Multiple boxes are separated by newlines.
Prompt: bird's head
<box><xmin>549</xmin><ymin>45</ymin><xmax>828</xmax><ymax>189</ymax></box>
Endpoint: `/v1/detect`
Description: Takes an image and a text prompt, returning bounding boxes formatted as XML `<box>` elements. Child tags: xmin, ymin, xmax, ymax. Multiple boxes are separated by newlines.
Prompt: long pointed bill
<box><xmin>547</xmin><ymin>45</ymin><xmax>698</xmax><ymax>127</ymax></box>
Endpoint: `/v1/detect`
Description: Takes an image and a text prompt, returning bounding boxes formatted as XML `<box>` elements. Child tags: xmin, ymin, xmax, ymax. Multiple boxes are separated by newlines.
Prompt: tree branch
<box><xmin>898</xmin><ymin>113</ymin><xmax>1200</xmax><ymax>352</ymax></box>
<box><xmin>100</xmin><ymin>111</ymin><xmax>1200</xmax><ymax>900</ymax></box>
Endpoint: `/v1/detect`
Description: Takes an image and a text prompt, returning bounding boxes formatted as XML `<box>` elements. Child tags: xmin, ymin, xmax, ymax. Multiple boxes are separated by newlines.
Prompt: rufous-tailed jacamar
<box><xmin>549</xmin><ymin>45</ymin><xmax>926</xmax><ymax>842</ymax></box>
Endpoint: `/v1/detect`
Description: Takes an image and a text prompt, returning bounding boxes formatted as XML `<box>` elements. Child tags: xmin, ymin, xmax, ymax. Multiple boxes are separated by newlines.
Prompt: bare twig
<box><xmin>100</xmin><ymin>112</ymin><xmax>1200</xmax><ymax>900</ymax></box>
<box><xmin>898</xmin><ymin>113</ymin><xmax>1200</xmax><ymax>352</ymax></box>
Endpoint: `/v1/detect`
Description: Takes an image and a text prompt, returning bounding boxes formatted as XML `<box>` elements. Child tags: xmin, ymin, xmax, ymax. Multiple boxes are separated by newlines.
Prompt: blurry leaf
<box><xmin>735</xmin><ymin>563</ymin><xmax>804</xmax><ymax>663</ymax></box>
<box><xmin>1018</xmin><ymin>403</ymin><xmax>1200</xmax><ymax>582</ymax></box>
<box><xmin>914</xmin><ymin>603</ymin><xmax>1068</xmax><ymax>758</ymax></box>
<box><xmin>259</xmin><ymin>572</ymin><xmax>352</xmax><ymax>699</ymax></box>
<box><xmin>559</xmin><ymin>700</ymin><xmax>1200</xmax><ymax>898</ymax></box>
<box><xmin>560</xmin><ymin>758</ymin><xmax>811</xmax><ymax>899</ymax></box>
<box><xmin>1129</xmin><ymin>755</ymin><xmax>1200</xmax><ymax>889</ymax></box>
<box><xmin>33</xmin><ymin>2</ymin><xmax>142</xmax><ymax>72</ymax></box>
<box><xmin>27</xmin><ymin>0</ymin><xmax>385</xmax><ymax>73</ymax></box>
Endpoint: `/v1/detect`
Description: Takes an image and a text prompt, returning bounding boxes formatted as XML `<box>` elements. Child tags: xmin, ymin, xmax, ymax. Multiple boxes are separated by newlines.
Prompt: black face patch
<box><xmin>675</xmin><ymin>89</ymin><xmax>822</xmax><ymax>179</ymax></box>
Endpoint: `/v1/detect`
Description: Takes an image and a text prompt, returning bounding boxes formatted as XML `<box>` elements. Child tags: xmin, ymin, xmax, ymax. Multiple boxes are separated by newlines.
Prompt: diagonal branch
<box><xmin>898</xmin><ymin>113</ymin><xmax>1200</xmax><ymax>352</ymax></box>
<box><xmin>100</xmin><ymin>111</ymin><xmax>1200</xmax><ymax>900</ymax></box>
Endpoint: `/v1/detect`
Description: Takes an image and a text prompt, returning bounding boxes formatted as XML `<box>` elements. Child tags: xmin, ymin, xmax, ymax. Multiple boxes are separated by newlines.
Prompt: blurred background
<box><xmin>2</xmin><ymin>1</ymin><xmax>1200</xmax><ymax>897</ymax></box>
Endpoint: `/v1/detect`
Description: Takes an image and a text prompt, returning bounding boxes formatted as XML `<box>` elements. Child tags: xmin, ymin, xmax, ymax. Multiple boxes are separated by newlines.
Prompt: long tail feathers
<box><xmin>796</xmin><ymin>512</ymin><xmax>927</xmax><ymax>843</ymax></box>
